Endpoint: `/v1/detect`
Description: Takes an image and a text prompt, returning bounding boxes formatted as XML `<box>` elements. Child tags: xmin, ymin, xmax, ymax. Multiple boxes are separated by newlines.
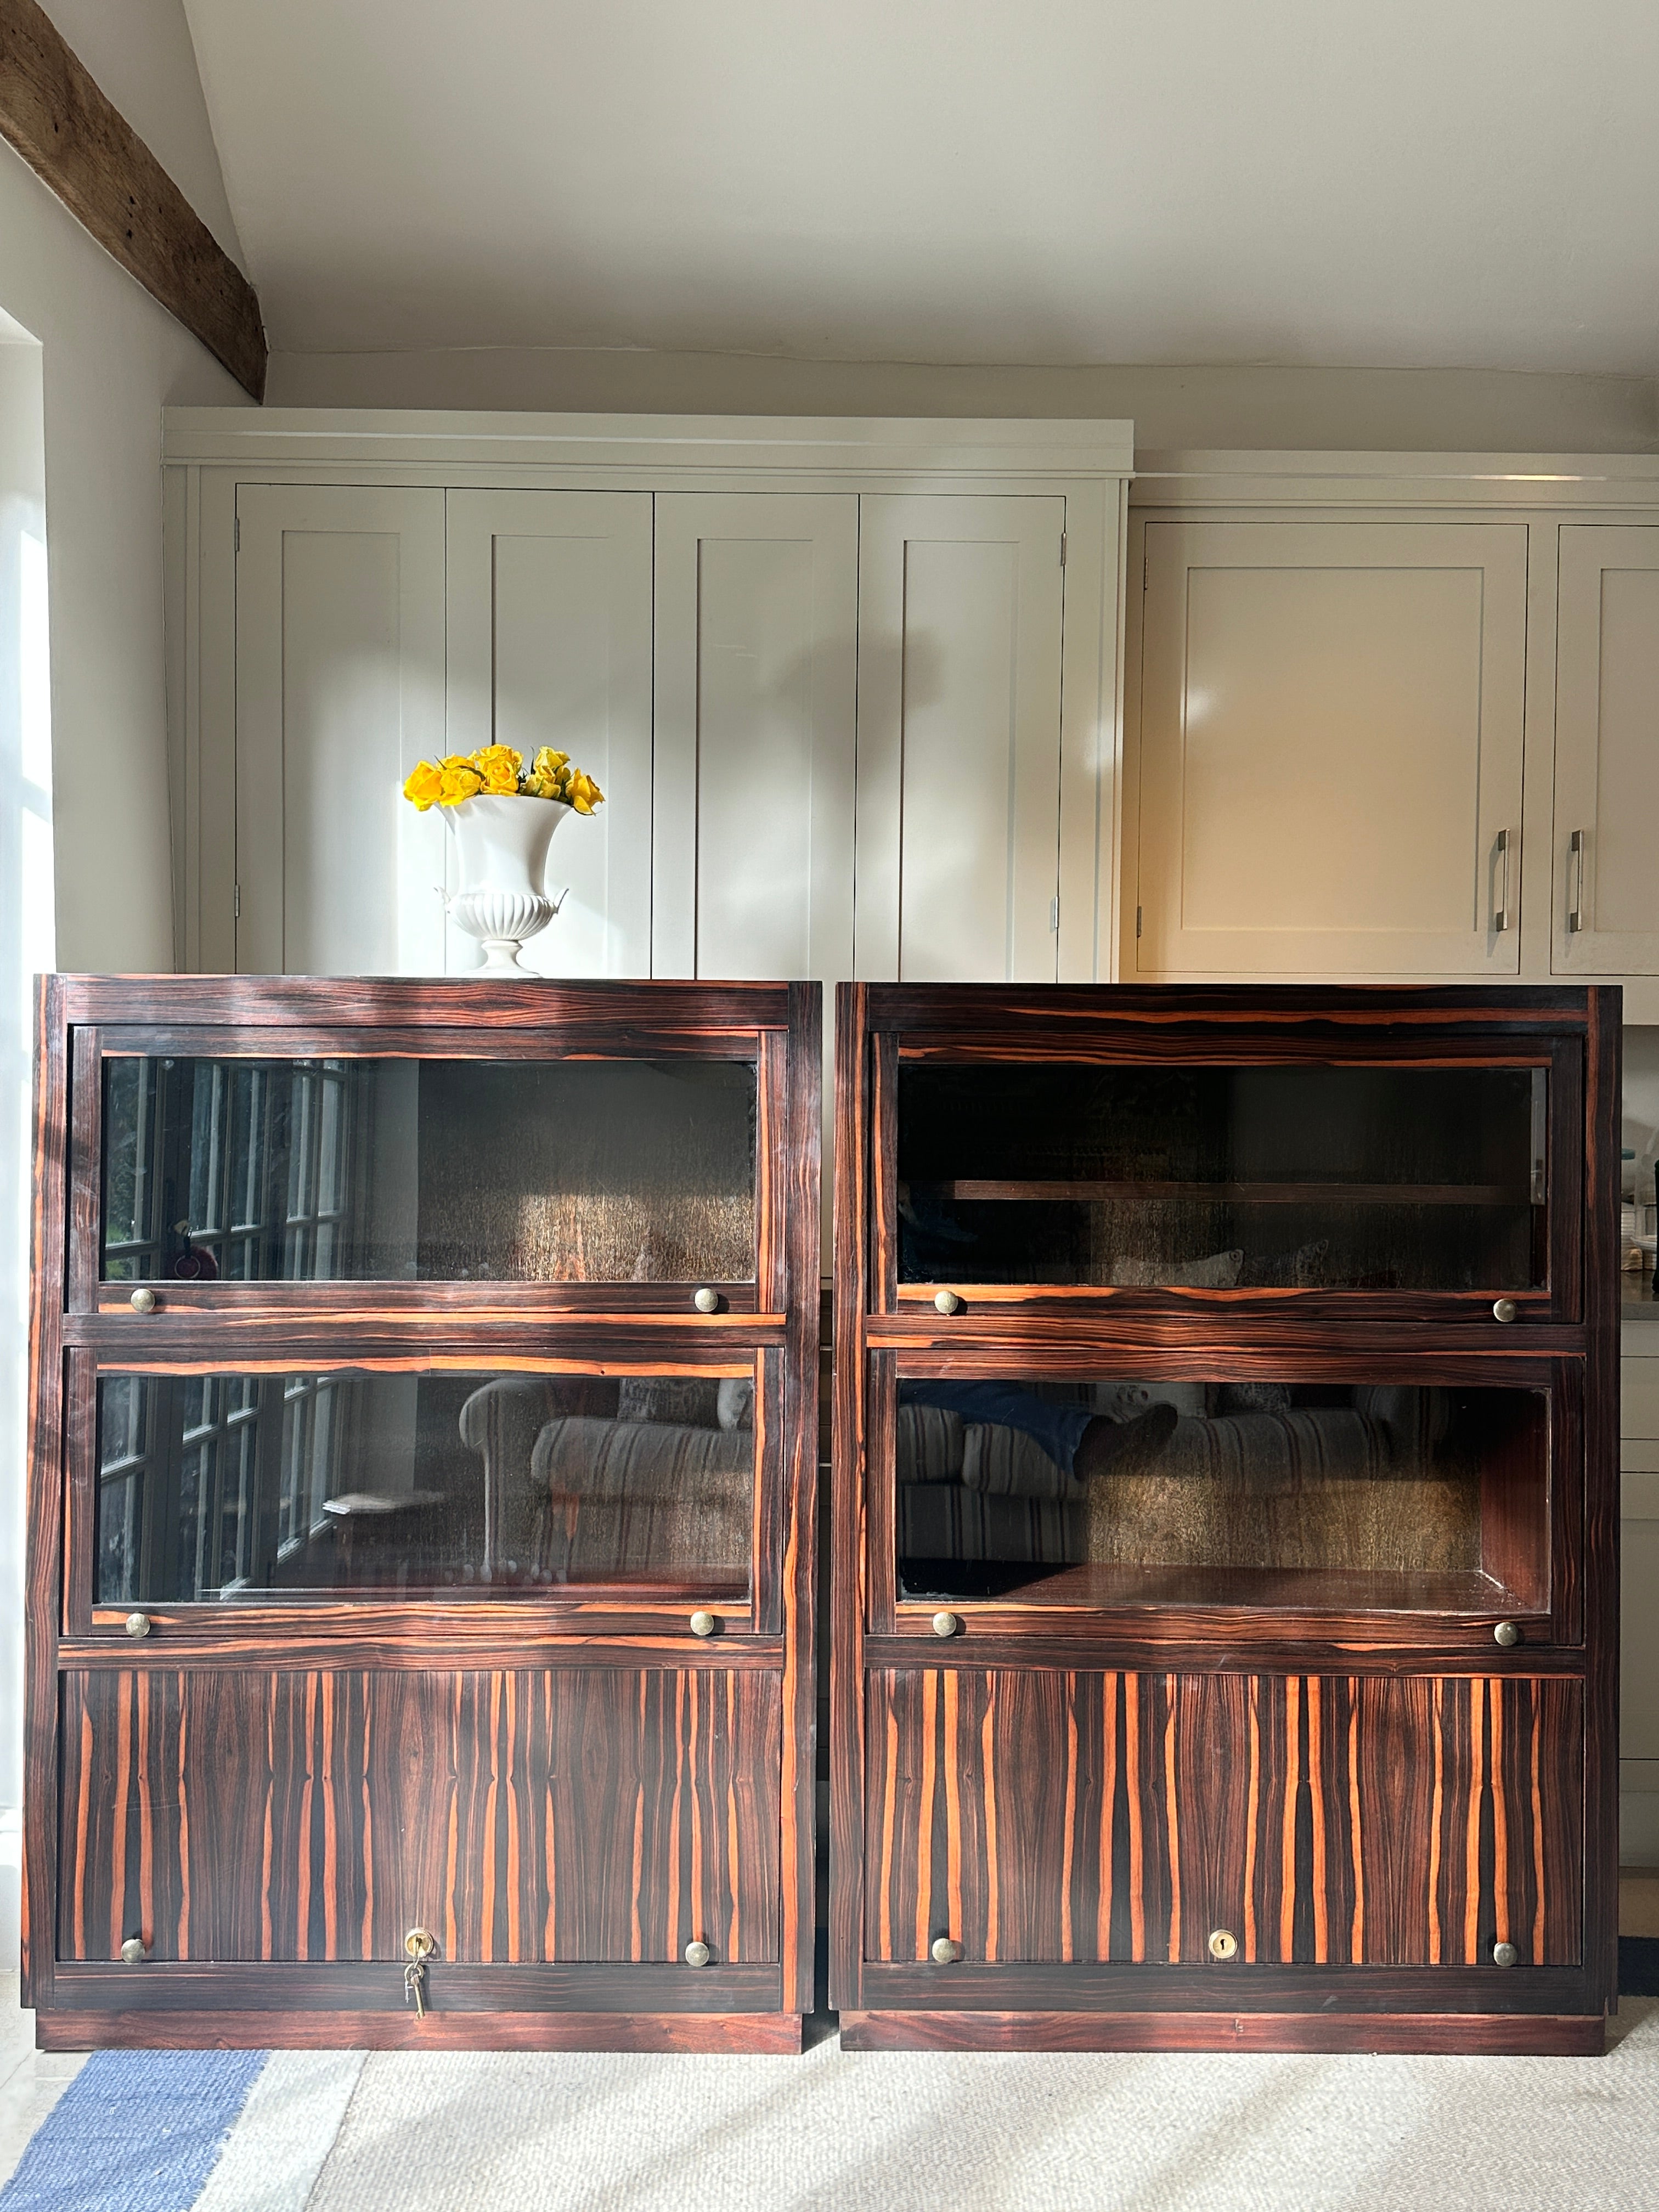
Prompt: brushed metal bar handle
<box><xmin>1568</xmin><ymin>828</ymin><xmax>1585</xmax><ymax>933</ymax></box>
<box><xmin>1493</xmin><ymin>829</ymin><xmax>1511</xmax><ymax>933</ymax></box>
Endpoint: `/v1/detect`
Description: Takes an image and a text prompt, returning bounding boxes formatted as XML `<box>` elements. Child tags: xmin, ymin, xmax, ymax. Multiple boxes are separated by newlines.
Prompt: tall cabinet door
<box><xmin>1135</xmin><ymin>521</ymin><xmax>1528</xmax><ymax>979</ymax></box>
<box><xmin>235</xmin><ymin>486</ymin><xmax>445</xmax><ymax>976</ymax></box>
<box><xmin>854</xmin><ymin>495</ymin><xmax>1066</xmax><ymax>983</ymax></box>
<box><xmin>652</xmin><ymin>495</ymin><xmax>858</xmax><ymax>984</ymax></box>
<box><xmin>1554</xmin><ymin>527</ymin><xmax>1659</xmax><ymax>978</ymax></box>
<box><xmin>446</xmin><ymin>491</ymin><xmax>653</xmax><ymax>977</ymax></box>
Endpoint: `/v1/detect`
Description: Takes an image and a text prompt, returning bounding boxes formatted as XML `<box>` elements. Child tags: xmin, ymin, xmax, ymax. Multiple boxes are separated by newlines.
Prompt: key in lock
<box><xmin>403</xmin><ymin>1927</ymin><xmax>437</xmax><ymax>2018</ymax></box>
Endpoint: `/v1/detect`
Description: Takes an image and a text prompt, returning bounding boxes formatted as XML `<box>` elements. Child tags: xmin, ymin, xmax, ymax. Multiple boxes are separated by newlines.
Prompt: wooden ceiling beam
<box><xmin>0</xmin><ymin>0</ymin><xmax>266</xmax><ymax>399</ymax></box>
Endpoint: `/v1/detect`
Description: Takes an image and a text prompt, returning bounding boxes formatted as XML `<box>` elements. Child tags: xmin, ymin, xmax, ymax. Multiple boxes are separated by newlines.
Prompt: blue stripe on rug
<box><xmin>0</xmin><ymin>2051</ymin><xmax>269</xmax><ymax>2212</ymax></box>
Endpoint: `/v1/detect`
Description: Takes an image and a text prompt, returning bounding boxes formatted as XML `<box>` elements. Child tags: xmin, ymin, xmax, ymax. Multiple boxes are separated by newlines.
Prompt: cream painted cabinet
<box><xmin>1554</xmin><ymin>527</ymin><xmax>1659</xmax><ymax>979</ymax></box>
<box><xmin>652</xmin><ymin>493</ymin><xmax>858</xmax><ymax>984</ymax></box>
<box><xmin>1135</xmin><ymin>520</ymin><xmax>1529</xmax><ymax>979</ymax></box>
<box><xmin>235</xmin><ymin>485</ymin><xmax>445</xmax><ymax>977</ymax></box>
<box><xmin>853</xmin><ymin>495</ymin><xmax>1066</xmax><ymax>983</ymax></box>
<box><xmin>446</xmin><ymin>490</ymin><xmax>653</xmax><ymax>977</ymax></box>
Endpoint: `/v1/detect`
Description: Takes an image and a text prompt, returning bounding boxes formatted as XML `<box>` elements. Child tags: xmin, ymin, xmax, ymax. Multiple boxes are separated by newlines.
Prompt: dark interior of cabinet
<box><xmin>100</xmin><ymin>1053</ymin><xmax>758</xmax><ymax>1286</ymax></box>
<box><xmin>895</xmin><ymin>1060</ymin><xmax>1546</xmax><ymax>1292</ymax></box>
<box><xmin>894</xmin><ymin>1379</ymin><xmax>1549</xmax><ymax>1615</ymax></box>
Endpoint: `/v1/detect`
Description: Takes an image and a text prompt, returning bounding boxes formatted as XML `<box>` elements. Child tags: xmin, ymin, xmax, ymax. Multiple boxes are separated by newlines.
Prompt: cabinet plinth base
<box><xmin>36</xmin><ymin>2008</ymin><xmax>806</xmax><ymax>2055</ymax></box>
<box><xmin>838</xmin><ymin>2010</ymin><xmax>1605</xmax><ymax>2056</ymax></box>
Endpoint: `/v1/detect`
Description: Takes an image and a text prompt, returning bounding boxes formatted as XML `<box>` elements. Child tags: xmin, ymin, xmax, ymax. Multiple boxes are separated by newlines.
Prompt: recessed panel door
<box><xmin>855</xmin><ymin>496</ymin><xmax>1066</xmax><ymax>984</ymax></box>
<box><xmin>652</xmin><ymin>495</ymin><xmax>857</xmax><ymax>986</ymax></box>
<box><xmin>235</xmin><ymin>486</ymin><xmax>445</xmax><ymax>978</ymax></box>
<box><xmin>446</xmin><ymin>490</ymin><xmax>653</xmax><ymax>978</ymax></box>
<box><xmin>1136</xmin><ymin>521</ymin><xmax>1528</xmax><ymax>978</ymax></box>
<box><xmin>1553</xmin><ymin>527</ymin><xmax>1659</xmax><ymax>977</ymax></box>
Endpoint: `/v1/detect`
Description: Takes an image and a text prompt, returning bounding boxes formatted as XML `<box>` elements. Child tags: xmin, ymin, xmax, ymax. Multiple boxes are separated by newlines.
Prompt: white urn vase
<box><xmin>443</xmin><ymin>794</ymin><xmax>571</xmax><ymax>974</ymax></box>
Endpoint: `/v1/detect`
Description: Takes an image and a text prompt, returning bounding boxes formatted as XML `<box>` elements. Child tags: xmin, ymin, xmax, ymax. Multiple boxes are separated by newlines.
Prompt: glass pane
<box><xmin>100</xmin><ymin>1056</ymin><xmax>757</xmax><ymax>1284</ymax></box>
<box><xmin>93</xmin><ymin>1368</ymin><xmax>755</xmax><ymax>1603</ymax></box>
<box><xmin>897</xmin><ymin>1063</ymin><xmax>1547</xmax><ymax>1291</ymax></box>
<box><xmin>893</xmin><ymin>1374</ymin><xmax>1548</xmax><ymax>1615</ymax></box>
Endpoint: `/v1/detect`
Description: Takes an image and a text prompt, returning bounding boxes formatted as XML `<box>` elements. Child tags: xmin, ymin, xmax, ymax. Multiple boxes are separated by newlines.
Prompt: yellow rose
<box><xmin>402</xmin><ymin>760</ymin><xmax>444</xmax><ymax>812</ymax></box>
<box><xmin>438</xmin><ymin>762</ymin><xmax>483</xmax><ymax>804</ymax></box>
<box><xmin>531</xmin><ymin>747</ymin><xmax>569</xmax><ymax>782</ymax></box>
<box><xmin>567</xmin><ymin>769</ymin><xmax>604</xmax><ymax>815</ymax></box>
<box><xmin>473</xmin><ymin>744</ymin><xmax>523</xmax><ymax>795</ymax></box>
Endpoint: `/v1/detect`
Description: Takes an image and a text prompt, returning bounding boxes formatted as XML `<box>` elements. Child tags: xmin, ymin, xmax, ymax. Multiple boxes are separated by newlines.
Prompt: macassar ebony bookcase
<box><xmin>831</xmin><ymin>984</ymin><xmax>1620</xmax><ymax>2053</ymax></box>
<box><xmin>26</xmin><ymin>975</ymin><xmax>820</xmax><ymax>2051</ymax></box>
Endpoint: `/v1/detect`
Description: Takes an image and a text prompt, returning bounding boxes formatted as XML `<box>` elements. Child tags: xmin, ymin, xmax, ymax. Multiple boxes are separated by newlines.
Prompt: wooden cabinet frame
<box><xmin>27</xmin><ymin>976</ymin><xmax>821</xmax><ymax>2050</ymax></box>
<box><xmin>831</xmin><ymin>982</ymin><xmax>1621</xmax><ymax>2052</ymax></box>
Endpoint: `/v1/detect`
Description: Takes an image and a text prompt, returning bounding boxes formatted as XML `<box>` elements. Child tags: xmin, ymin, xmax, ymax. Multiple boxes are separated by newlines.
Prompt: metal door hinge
<box><xmin>1136</xmin><ymin>905</ymin><xmax>1143</xmax><ymax>938</ymax></box>
<box><xmin>1049</xmin><ymin>896</ymin><xmax>1059</xmax><ymax>933</ymax></box>
<box><xmin>1059</xmin><ymin>532</ymin><xmax>1066</xmax><ymax>568</ymax></box>
<box><xmin>1143</xmin><ymin>556</ymin><xmax>1148</xmax><ymax>591</ymax></box>
<box><xmin>233</xmin><ymin>884</ymin><xmax>241</xmax><ymax>919</ymax></box>
<box><xmin>234</xmin><ymin>516</ymin><xmax>240</xmax><ymax>554</ymax></box>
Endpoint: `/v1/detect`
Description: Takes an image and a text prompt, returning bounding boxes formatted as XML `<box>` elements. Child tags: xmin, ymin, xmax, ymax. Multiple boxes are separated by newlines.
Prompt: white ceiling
<box><xmin>182</xmin><ymin>0</ymin><xmax>1659</xmax><ymax>375</ymax></box>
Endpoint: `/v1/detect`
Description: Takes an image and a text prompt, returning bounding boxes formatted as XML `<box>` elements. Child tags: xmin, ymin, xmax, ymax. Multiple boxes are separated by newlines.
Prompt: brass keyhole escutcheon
<box><xmin>1208</xmin><ymin>1927</ymin><xmax>1239</xmax><ymax>1962</ymax></box>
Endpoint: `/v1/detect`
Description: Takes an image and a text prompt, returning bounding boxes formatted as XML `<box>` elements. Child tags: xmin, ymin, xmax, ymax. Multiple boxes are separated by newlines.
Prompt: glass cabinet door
<box><xmin>895</xmin><ymin>1060</ymin><xmax>1550</xmax><ymax>1296</ymax></box>
<box><xmin>879</xmin><ymin>1364</ymin><xmax>1568</xmax><ymax>1633</ymax></box>
<box><xmin>86</xmin><ymin>1362</ymin><xmax>758</xmax><ymax>1608</ymax></box>
<box><xmin>99</xmin><ymin>1053</ymin><xmax>757</xmax><ymax>1288</ymax></box>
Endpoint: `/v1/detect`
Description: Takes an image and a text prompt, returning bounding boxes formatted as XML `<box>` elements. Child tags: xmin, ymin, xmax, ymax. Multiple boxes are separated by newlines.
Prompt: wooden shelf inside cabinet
<box><xmin>894</xmin><ymin>1563</ymin><xmax>1541</xmax><ymax>1620</ymax></box>
<box><xmin>27</xmin><ymin>974</ymin><xmax>822</xmax><ymax>2050</ymax></box>
<box><xmin>833</xmin><ymin>980</ymin><xmax>1620</xmax><ymax>2056</ymax></box>
<box><xmin>941</xmin><ymin>1180</ymin><xmax>1534</xmax><ymax>1207</ymax></box>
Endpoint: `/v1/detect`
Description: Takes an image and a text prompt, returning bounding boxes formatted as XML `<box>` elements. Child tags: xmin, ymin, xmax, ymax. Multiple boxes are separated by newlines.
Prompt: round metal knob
<box><xmin>120</xmin><ymin>1936</ymin><xmax>148</xmax><ymax>1966</ymax></box>
<box><xmin>1492</xmin><ymin>1939</ymin><xmax>1519</xmax><ymax>1967</ymax></box>
<box><xmin>125</xmin><ymin>1612</ymin><xmax>151</xmax><ymax>1639</ymax></box>
<box><xmin>1207</xmin><ymin>1928</ymin><xmax>1239</xmax><ymax>1962</ymax></box>
<box><xmin>692</xmin><ymin>1287</ymin><xmax>720</xmax><ymax>1315</ymax></box>
<box><xmin>129</xmin><ymin>1286</ymin><xmax>157</xmax><ymax>1314</ymax></box>
<box><xmin>684</xmin><ymin>1939</ymin><xmax>712</xmax><ymax>1967</ymax></box>
<box><xmin>930</xmin><ymin>1937</ymin><xmax>963</xmax><ymax>1965</ymax></box>
<box><xmin>1492</xmin><ymin>1298</ymin><xmax>1518</xmax><ymax>1323</ymax></box>
<box><xmin>932</xmin><ymin>1611</ymin><xmax>961</xmax><ymax>1638</ymax></box>
<box><xmin>689</xmin><ymin>1610</ymin><xmax>717</xmax><ymax>1639</ymax></box>
<box><xmin>934</xmin><ymin>1289</ymin><xmax>963</xmax><ymax>1316</ymax></box>
<box><xmin>1493</xmin><ymin>1620</ymin><xmax>1521</xmax><ymax>1648</ymax></box>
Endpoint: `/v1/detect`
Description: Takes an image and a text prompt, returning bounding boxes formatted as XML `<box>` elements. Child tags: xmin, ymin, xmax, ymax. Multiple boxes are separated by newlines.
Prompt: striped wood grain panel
<box><xmin>864</xmin><ymin>1669</ymin><xmax>1582</xmax><ymax>1968</ymax></box>
<box><xmin>60</xmin><ymin>1667</ymin><xmax>781</xmax><ymax>1966</ymax></box>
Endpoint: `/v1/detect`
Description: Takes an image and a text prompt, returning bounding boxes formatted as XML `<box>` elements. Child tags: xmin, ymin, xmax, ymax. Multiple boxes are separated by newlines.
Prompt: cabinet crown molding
<box><xmin>1133</xmin><ymin>449</ymin><xmax>1659</xmax><ymax>510</ymax></box>
<box><xmin>162</xmin><ymin>408</ymin><xmax>1135</xmax><ymax>481</ymax></box>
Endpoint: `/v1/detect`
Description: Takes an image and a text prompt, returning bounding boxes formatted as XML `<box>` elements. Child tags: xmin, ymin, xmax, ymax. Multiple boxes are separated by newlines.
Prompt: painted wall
<box><xmin>263</xmin><ymin>349</ymin><xmax>1659</xmax><ymax>456</ymax></box>
<box><xmin>0</xmin><ymin>143</ymin><xmax>251</xmax><ymax>972</ymax></box>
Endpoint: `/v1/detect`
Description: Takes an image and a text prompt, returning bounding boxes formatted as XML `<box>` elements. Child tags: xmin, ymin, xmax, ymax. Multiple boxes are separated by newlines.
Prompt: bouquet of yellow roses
<box><xmin>403</xmin><ymin>744</ymin><xmax>603</xmax><ymax>815</ymax></box>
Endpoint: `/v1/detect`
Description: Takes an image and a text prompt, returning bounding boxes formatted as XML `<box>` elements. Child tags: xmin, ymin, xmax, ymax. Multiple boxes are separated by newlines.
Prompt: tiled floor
<box><xmin>0</xmin><ymin>1982</ymin><xmax>83</xmax><ymax>2191</ymax></box>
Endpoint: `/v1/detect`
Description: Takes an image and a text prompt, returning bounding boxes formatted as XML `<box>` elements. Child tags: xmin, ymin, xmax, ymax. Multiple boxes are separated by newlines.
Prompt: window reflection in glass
<box><xmin>93</xmin><ymin>1368</ymin><xmax>755</xmax><ymax>1604</ymax></box>
<box><xmin>100</xmin><ymin>1056</ymin><xmax>757</xmax><ymax>1285</ymax></box>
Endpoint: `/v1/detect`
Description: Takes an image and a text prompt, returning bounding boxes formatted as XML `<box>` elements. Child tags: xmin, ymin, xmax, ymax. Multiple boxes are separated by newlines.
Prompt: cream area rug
<box><xmin>5</xmin><ymin>2006</ymin><xmax>1659</xmax><ymax>2211</ymax></box>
